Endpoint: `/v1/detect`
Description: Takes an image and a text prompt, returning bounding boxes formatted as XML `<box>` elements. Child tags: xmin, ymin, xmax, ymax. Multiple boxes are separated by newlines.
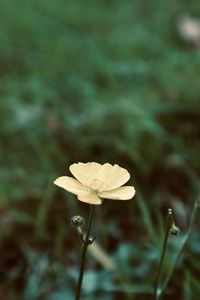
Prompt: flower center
<box><xmin>90</xmin><ymin>178</ymin><xmax>106</xmax><ymax>192</ymax></box>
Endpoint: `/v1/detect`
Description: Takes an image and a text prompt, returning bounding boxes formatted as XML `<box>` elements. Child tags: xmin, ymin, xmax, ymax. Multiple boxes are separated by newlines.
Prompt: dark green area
<box><xmin>0</xmin><ymin>0</ymin><xmax>200</xmax><ymax>299</ymax></box>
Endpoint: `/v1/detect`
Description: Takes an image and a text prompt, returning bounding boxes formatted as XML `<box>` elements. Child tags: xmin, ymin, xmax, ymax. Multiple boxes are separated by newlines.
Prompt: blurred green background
<box><xmin>0</xmin><ymin>0</ymin><xmax>200</xmax><ymax>299</ymax></box>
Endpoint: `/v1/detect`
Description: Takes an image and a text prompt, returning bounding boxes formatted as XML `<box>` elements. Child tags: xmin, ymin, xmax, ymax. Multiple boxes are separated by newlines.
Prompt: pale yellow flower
<box><xmin>54</xmin><ymin>162</ymin><xmax>135</xmax><ymax>205</ymax></box>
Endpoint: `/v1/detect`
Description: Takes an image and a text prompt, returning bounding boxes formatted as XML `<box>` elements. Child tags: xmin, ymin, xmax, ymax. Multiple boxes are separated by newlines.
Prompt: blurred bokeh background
<box><xmin>0</xmin><ymin>0</ymin><xmax>200</xmax><ymax>299</ymax></box>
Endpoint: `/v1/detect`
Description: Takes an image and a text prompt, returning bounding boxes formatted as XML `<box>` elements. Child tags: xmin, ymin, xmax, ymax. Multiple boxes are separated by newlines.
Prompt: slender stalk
<box><xmin>159</xmin><ymin>201</ymin><xmax>200</xmax><ymax>298</ymax></box>
<box><xmin>154</xmin><ymin>208</ymin><xmax>173</xmax><ymax>300</ymax></box>
<box><xmin>75</xmin><ymin>205</ymin><xmax>94</xmax><ymax>300</ymax></box>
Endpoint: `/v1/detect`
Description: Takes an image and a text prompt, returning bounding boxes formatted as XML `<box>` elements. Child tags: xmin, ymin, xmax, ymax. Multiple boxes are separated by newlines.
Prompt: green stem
<box><xmin>75</xmin><ymin>205</ymin><xmax>94</xmax><ymax>300</ymax></box>
<box><xmin>159</xmin><ymin>201</ymin><xmax>200</xmax><ymax>298</ymax></box>
<box><xmin>154</xmin><ymin>208</ymin><xmax>173</xmax><ymax>300</ymax></box>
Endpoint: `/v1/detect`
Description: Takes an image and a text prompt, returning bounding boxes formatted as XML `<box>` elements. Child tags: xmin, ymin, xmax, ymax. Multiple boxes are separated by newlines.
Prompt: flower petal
<box><xmin>98</xmin><ymin>186</ymin><xmax>135</xmax><ymax>200</ymax></box>
<box><xmin>96</xmin><ymin>163</ymin><xmax>131</xmax><ymax>191</ymax></box>
<box><xmin>70</xmin><ymin>162</ymin><xmax>131</xmax><ymax>191</ymax></box>
<box><xmin>69</xmin><ymin>162</ymin><xmax>102</xmax><ymax>187</ymax></box>
<box><xmin>77</xmin><ymin>192</ymin><xmax>102</xmax><ymax>205</ymax></box>
<box><xmin>54</xmin><ymin>176</ymin><xmax>88</xmax><ymax>195</ymax></box>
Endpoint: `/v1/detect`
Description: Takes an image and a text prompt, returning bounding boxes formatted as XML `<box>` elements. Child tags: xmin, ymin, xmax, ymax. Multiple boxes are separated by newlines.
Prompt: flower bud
<box><xmin>88</xmin><ymin>236</ymin><xmax>97</xmax><ymax>245</ymax></box>
<box><xmin>170</xmin><ymin>224</ymin><xmax>180</xmax><ymax>236</ymax></box>
<box><xmin>71</xmin><ymin>215</ymin><xmax>85</xmax><ymax>227</ymax></box>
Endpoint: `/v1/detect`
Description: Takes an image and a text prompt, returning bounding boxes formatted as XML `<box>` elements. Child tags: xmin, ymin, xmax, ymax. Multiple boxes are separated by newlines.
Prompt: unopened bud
<box><xmin>88</xmin><ymin>236</ymin><xmax>97</xmax><ymax>245</ymax></box>
<box><xmin>170</xmin><ymin>224</ymin><xmax>180</xmax><ymax>236</ymax></box>
<box><xmin>71</xmin><ymin>215</ymin><xmax>85</xmax><ymax>227</ymax></box>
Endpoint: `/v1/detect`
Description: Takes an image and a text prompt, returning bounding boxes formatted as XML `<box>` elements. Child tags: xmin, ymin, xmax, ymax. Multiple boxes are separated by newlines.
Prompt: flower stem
<box><xmin>75</xmin><ymin>204</ymin><xmax>94</xmax><ymax>300</ymax></box>
<box><xmin>154</xmin><ymin>208</ymin><xmax>174</xmax><ymax>300</ymax></box>
<box><xmin>158</xmin><ymin>201</ymin><xmax>200</xmax><ymax>299</ymax></box>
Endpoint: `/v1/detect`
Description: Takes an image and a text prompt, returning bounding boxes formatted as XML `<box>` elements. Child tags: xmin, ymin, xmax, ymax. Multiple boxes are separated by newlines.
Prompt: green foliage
<box><xmin>0</xmin><ymin>0</ymin><xmax>200</xmax><ymax>299</ymax></box>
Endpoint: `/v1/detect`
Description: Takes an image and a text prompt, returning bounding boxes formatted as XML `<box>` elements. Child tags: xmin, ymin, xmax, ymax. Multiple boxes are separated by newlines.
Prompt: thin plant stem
<box><xmin>75</xmin><ymin>205</ymin><xmax>94</xmax><ymax>300</ymax></box>
<box><xmin>154</xmin><ymin>208</ymin><xmax>174</xmax><ymax>300</ymax></box>
<box><xmin>159</xmin><ymin>201</ymin><xmax>200</xmax><ymax>299</ymax></box>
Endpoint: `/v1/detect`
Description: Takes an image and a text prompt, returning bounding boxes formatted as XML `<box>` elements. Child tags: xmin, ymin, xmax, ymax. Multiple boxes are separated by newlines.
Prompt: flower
<box><xmin>54</xmin><ymin>162</ymin><xmax>135</xmax><ymax>205</ymax></box>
